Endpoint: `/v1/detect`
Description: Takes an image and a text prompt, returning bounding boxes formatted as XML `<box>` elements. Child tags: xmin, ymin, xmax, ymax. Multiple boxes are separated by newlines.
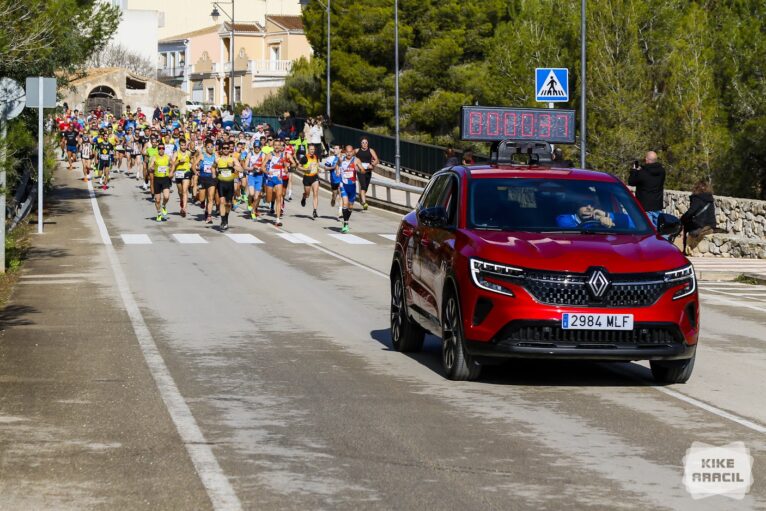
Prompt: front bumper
<box><xmin>461</xmin><ymin>282</ymin><xmax>699</xmax><ymax>361</ymax></box>
<box><xmin>466</xmin><ymin>320</ymin><xmax>696</xmax><ymax>361</ymax></box>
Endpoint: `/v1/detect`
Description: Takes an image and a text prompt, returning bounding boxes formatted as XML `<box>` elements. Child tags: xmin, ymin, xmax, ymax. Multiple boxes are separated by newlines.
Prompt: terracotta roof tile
<box><xmin>266</xmin><ymin>15</ymin><xmax>304</xmax><ymax>31</ymax></box>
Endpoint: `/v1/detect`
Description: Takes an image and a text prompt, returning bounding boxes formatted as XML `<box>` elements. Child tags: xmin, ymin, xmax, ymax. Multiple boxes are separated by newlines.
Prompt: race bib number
<box><xmin>362</xmin><ymin>163</ymin><xmax>371</xmax><ymax>170</ymax></box>
<box><xmin>157</xmin><ymin>165</ymin><xmax>169</xmax><ymax>176</ymax></box>
<box><xmin>203</xmin><ymin>163</ymin><xmax>213</xmax><ymax>173</ymax></box>
<box><xmin>343</xmin><ymin>170</ymin><xmax>354</xmax><ymax>179</ymax></box>
<box><xmin>220</xmin><ymin>169</ymin><xmax>232</xmax><ymax>178</ymax></box>
<box><xmin>116</xmin><ymin>145</ymin><xmax>124</xmax><ymax>151</ymax></box>
<box><xmin>99</xmin><ymin>153</ymin><xmax>110</xmax><ymax>160</ymax></box>
<box><xmin>174</xmin><ymin>171</ymin><xmax>186</xmax><ymax>179</ymax></box>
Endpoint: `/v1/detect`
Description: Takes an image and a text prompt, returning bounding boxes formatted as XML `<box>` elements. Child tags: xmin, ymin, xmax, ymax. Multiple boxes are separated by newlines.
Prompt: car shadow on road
<box><xmin>369</xmin><ymin>328</ymin><xmax>656</xmax><ymax>387</ymax></box>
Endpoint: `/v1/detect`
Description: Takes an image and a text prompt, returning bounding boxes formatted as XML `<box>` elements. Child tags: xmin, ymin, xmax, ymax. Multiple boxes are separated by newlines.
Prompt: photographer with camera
<box><xmin>628</xmin><ymin>151</ymin><xmax>666</xmax><ymax>227</ymax></box>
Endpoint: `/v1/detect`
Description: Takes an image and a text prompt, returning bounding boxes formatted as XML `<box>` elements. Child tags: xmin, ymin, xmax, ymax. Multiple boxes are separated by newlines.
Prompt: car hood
<box><xmin>465</xmin><ymin>230</ymin><xmax>689</xmax><ymax>274</ymax></box>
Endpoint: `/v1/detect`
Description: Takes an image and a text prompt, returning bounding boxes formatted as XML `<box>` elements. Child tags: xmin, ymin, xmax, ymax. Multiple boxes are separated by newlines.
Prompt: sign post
<box><xmin>25</xmin><ymin>77</ymin><xmax>56</xmax><ymax>234</ymax></box>
<box><xmin>0</xmin><ymin>77</ymin><xmax>26</xmax><ymax>273</ymax></box>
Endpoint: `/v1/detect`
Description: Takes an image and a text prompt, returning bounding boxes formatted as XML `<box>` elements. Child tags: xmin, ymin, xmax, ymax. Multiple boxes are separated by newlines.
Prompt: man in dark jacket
<box><xmin>628</xmin><ymin>151</ymin><xmax>666</xmax><ymax>226</ymax></box>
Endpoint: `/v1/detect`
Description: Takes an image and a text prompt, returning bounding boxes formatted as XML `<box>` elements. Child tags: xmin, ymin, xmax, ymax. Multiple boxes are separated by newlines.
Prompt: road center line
<box><xmin>87</xmin><ymin>181</ymin><xmax>242</xmax><ymax>511</ymax></box>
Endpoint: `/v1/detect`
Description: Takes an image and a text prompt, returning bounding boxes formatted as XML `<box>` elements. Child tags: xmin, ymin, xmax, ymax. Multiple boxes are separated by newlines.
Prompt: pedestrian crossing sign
<box><xmin>535</xmin><ymin>68</ymin><xmax>569</xmax><ymax>102</ymax></box>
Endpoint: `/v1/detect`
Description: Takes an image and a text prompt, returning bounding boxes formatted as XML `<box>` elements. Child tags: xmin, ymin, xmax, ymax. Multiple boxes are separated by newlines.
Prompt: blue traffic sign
<box><xmin>535</xmin><ymin>68</ymin><xmax>569</xmax><ymax>102</ymax></box>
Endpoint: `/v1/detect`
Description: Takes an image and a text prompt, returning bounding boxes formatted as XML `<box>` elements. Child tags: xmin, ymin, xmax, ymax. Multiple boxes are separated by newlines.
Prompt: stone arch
<box><xmin>88</xmin><ymin>85</ymin><xmax>117</xmax><ymax>99</ymax></box>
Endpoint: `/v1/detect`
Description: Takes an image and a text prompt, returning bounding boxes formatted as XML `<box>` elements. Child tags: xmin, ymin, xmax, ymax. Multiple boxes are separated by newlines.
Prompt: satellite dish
<box><xmin>0</xmin><ymin>77</ymin><xmax>26</xmax><ymax>121</ymax></box>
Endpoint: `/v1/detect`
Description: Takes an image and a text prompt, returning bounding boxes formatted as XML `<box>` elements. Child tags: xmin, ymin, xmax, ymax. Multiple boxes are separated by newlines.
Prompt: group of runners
<box><xmin>56</xmin><ymin>107</ymin><xmax>380</xmax><ymax>233</ymax></box>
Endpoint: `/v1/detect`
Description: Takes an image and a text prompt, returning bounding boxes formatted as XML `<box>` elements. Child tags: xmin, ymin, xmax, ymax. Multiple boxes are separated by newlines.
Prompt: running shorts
<box><xmin>248</xmin><ymin>174</ymin><xmax>264</xmax><ymax>192</ymax></box>
<box><xmin>199</xmin><ymin>176</ymin><xmax>216</xmax><ymax>189</ymax></box>
<box><xmin>154</xmin><ymin>176</ymin><xmax>172</xmax><ymax>192</ymax></box>
<box><xmin>302</xmin><ymin>174</ymin><xmax>318</xmax><ymax>187</ymax></box>
<box><xmin>340</xmin><ymin>182</ymin><xmax>357</xmax><ymax>203</ymax></box>
<box><xmin>357</xmin><ymin>170</ymin><xmax>371</xmax><ymax>192</ymax></box>
<box><xmin>217</xmin><ymin>180</ymin><xmax>235</xmax><ymax>202</ymax></box>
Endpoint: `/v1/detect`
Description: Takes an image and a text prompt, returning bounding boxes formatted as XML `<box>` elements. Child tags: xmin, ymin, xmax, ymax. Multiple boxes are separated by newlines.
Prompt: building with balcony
<box><xmin>157</xmin><ymin>16</ymin><xmax>311</xmax><ymax>108</ymax></box>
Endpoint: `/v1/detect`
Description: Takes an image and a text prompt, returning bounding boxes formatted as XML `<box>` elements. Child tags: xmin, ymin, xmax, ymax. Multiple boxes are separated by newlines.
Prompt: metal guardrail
<box><xmin>368</xmin><ymin>177</ymin><xmax>424</xmax><ymax>209</ymax></box>
<box><xmin>329</xmin><ymin>124</ymin><xmax>488</xmax><ymax>177</ymax></box>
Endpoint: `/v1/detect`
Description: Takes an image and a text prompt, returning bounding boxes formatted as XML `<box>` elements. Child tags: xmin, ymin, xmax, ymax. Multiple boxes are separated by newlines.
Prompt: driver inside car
<box><xmin>556</xmin><ymin>203</ymin><xmax>616</xmax><ymax>229</ymax></box>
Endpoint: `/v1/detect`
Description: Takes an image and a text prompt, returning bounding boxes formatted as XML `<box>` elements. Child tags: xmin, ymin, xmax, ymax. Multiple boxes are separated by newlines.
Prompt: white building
<box><xmin>122</xmin><ymin>0</ymin><xmax>302</xmax><ymax>41</ymax></box>
<box><xmin>100</xmin><ymin>0</ymin><xmax>161</xmax><ymax>75</ymax></box>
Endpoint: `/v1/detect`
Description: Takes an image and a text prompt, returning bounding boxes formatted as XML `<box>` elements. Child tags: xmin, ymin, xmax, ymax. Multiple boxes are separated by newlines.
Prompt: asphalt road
<box><xmin>2</xmin><ymin>163</ymin><xmax>764</xmax><ymax>510</ymax></box>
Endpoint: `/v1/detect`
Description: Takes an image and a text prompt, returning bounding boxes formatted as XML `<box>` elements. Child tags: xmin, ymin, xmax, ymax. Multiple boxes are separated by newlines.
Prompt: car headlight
<box><xmin>470</xmin><ymin>258</ymin><xmax>523</xmax><ymax>297</ymax></box>
<box><xmin>665</xmin><ymin>265</ymin><xmax>696</xmax><ymax>300</ymax></box>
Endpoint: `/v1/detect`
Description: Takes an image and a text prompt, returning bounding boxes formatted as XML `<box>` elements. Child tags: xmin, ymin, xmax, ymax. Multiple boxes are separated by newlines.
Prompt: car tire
<box><xmin>650</xmin><ymin>353</ymin><xmax>695</xmax><ymax>384</ymax></box>
<box><xmin>390</xmin><ymin>267</ymin><xmax>425</xmax><ymax>352</ymax></box>
<box><xmin>441</xmin><ymin>290</ymin><xmax>481</xmax><ymax>381</ymax></box>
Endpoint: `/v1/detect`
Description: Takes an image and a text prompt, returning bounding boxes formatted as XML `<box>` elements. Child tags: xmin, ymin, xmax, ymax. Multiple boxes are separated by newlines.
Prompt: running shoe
<box><xmin>156</xmin><ymin>214</ymin><xmax>162</xmax><ymax>222</ymax></box>
<box><xmin>232</xmin><ymin>202</ymin><xmax>239</xmax><ymax>212</ymax></box>
<box><xmin>275</xmin><ymin>219</ymin><xmax>282</xmax><ymax>227</ymax></box>
<box><xmin>269</xmin><ymin>208</ymin><xmax>275</xmax><ymax>216</ymax></box>
<box><xmin>102</xmin><ymin>184</ymin><xmax>107</xmax><ymax>191</ymax></box>
<box><xmin>251</xmin><ymin>211</ymin><xmax>257</xmax><ymax>220</ymax></box>
<box><xmin>180</xmin><ymin>208</ymin><xmax>186</xmax><ymax>218</ymax></box>
<box><xmin>221</xmin><ymin>220</ymin><xmax>228</xmax><ymax>231</ymax></box>
<box><xmin>205</xmin><ymin>216</ymin><xmax>213</xmax><ymax>224</ymax></box>
<box><xmin>363</xmin><ymin>202</ymin><xmax>369</xmax><ymax>211</ymax></box>
<box><xmin>247</xmin><ymin>204</ymin><xmax>253</xmax><ymax>212</ymax></box>
<box><xmin>341</xmin><ymin>224</ymin><xmax>349</xmax><ymax>234</ymax></box>
<box><xmin>313</xmin><ymin>209</ymin><xmax>318</xmax><ymax>219</ymax></box>
<box><xmin>161</xmin><ymin>207</ymin><xmax>168</xmax><ymax>217</ymax></box>
<box><xmin>301</xmin><ymin>196</ymin><xmax>306</xmax><ymax>207</ymax></box>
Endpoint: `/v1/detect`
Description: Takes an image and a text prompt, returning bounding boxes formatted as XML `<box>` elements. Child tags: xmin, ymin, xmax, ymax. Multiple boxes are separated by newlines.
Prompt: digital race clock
<box><xmin>460</xmin><ymin>106</ymin><xmax>576</xmax><ymax>144</ymax></box>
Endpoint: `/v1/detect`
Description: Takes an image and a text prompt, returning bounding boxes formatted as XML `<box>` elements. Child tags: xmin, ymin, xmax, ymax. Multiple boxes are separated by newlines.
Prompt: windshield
<box><xmin>469</xmin><ymin>178</ymin><xmax>653</xmax><ymax>234</ymax></box>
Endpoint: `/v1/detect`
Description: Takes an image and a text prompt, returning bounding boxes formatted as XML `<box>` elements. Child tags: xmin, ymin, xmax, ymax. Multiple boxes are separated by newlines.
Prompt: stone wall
<box><xmin>664</xmin><ymin>190</ymin><xmax>766</xmax><ymax>240</ymax></box>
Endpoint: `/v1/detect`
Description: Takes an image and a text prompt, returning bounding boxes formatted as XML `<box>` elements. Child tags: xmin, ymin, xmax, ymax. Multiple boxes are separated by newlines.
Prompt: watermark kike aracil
<box><xmin>683</xmin><ymin>442</ymin><xmax>754</xmax><ymax>499</ymax></box>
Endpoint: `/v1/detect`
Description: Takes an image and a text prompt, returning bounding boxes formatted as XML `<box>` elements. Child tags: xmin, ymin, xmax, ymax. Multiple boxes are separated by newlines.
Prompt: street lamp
<box><xmin>210</xmin><ymin>1</ymin><xmax>235</xmax><ymax>109</ymax></box>
<box><xmin>580</xmin><ymin>0</ymin><xmax>586</xmax><ymax>169</ymax></box>
<box><xmin>393</xmin><ymin>0</ymin><xmax>400</xmax><ymax>182</ymax></box>
<box><xmin>299</xmin><ymin>0</ymin><xmax>331</xmax><ymax>121</ymax></box>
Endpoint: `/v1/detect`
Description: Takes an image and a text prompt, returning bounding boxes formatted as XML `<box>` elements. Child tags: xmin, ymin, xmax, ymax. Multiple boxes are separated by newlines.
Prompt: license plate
<box><xmin>562</xmin><ymin>313</ymin><xmax>634</xmax><ymax>330</ymax></box>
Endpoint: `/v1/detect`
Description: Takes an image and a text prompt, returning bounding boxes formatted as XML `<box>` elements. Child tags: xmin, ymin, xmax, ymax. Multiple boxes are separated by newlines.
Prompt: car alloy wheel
<box><xmin>441</xmin><ymin>293</ymin><xmax>481</xmax><ymax>381</ymax></box>
<box><xmin>390</xmin><ymin>269</ymin><xmax>424</xmax><ymax>352</ymax></box>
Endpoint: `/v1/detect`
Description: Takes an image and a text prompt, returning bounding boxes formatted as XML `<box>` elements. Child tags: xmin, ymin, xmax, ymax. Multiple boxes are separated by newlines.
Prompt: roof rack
<box><xmin>490</xmin><ymin>140</ymin><xmax>553</xmax><ymax>165</ymax></box>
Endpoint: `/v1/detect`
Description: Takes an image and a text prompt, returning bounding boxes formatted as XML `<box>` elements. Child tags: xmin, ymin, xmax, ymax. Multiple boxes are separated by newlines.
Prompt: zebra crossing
<box><xmin>119</xmin><ymin>231</ymin><xmax>397</xmax><ymax>246</ymax></box>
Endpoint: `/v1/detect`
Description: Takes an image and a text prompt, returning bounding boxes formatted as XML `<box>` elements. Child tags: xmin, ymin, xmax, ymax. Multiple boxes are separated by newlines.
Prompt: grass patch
<box><xmin>734</xmin><ymin>274</ymin><xmax>760</xmax><ymax>285</ymax></box>
<box><xmin>0</xmin><ymin>220</ymin><xmax>33</xmax><ymax>308</ymax></box>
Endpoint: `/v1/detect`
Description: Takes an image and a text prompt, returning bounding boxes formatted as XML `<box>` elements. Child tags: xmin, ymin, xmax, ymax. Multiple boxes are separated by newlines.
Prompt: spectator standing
<box><xmin>221</xmin><ymin>107</ymin><xmax>235</xmax><ymax>129</ymax></box>
<box><xmin>308</xmin><ymin>118</ymin><xmax>323</xmax><ymax>156</ymax></box>
<box><xmin>278</xmin><ymin>111</ymin><xmax>294</xmax><ymax>139</ymax></box>
<box><xmin>628</xmin><ymin>151</ymin><xmax>666</xmax><ymax>226</ymax></box>
<box><xmin>444</xmin><ymin>146</ymin><xmax>459</xmax><ymax>166</ymax></box>
<box><xmin>241</xmin><ymin>105</ymin><xmax>252</xmax><ymax>131</ymax></box>
<box><xmin>461</xmin><ymin>149</ymin><xmax>475</xmax><ymax>165</ymax></box>
<box><xmin>679</xmin><ymin>181</ymin><xmax>716</xmax><ymax>254</ymax></box>
<box><xmin>321</xmin><ymin>116</ymin><xmax>334</xmax><ymax>154</ymax></box>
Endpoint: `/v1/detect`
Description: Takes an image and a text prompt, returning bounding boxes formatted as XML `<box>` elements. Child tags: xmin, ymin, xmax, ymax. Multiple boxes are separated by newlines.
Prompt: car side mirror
<box><xmin>418</xmin><ymin>206</ymin><xmax>449</xmax><ymax>228</ymax></box>
<box><xmin>657</xmin><ymin>213</ymin><xmax>682</xmax><ymax>237</ymax></box>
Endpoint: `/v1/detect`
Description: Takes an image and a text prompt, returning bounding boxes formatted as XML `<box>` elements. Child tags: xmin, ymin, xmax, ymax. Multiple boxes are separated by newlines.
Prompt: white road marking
<box><xmin>276</xmin><ymin>232</ymin><xmax>320</xmax><ymax>244</ymax></box>
<box><xmin>87</xmin><ymin>181</ymin><xmax>242</xmax><ymax>511</ymax></box>
<box><xmin>224</xmin><ymin>233</ymin><xmax>263</xmax><ymax>244</ymax></box>
<box><xmin>173</xmin><ymin>233</ymin><xmax>208</xmax><ymax>244</ymax></box>
<box><xmin>700</xmin><ymin>288</ymin><xmax>766</xmax><ymax>313</ymax></box>
<box><xmin>378</xmin><ymin>234</ymin><xmax>397</xmax><ymax>241</ymax></box>
<box><xmin>19</xmin><ymin>280</ymin><xmax>83</xmax><ymax>285</ymax></box>
<box><xmin>21</xmin><ymin>273</ymin><xmax>91</xmax><ymax>279</ymax></box>
<box><xmin>121</xmin><ymin>234</ymin><xmax>152</xmax><ymax>245</ymax></box>
<box><xmin>653</xmin><ymin>387</ymin><xmax>766</xmax><ymax>434</ymax></box>
<box><xmin>328</xmin><ymin>233</ymin><xmax>375</xmax><ymax>245</ymax></box>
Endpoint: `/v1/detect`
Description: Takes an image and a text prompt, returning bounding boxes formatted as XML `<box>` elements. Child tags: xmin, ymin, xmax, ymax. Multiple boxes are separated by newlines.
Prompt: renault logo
<box><xmin>587</xmin><ymin>270</ymin><xmax>610</xmax><ymax>298</ymax></box>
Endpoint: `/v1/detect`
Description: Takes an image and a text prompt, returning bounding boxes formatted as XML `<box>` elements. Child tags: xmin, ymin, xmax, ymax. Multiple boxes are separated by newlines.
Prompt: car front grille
<box><xmin>496</xmin><ymin>321</ymin><xmax>683</xmax><ymax>347</ymax></box>
<box><xmin>521</xmin><ymin>270</ymin><xmax>669</xmax><ymax>308</ymax></box>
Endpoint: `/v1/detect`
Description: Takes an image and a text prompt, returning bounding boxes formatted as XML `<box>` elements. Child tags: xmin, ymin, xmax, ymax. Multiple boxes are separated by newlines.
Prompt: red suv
<box><xmin>389</xmin><ymin>164</ymin><xmax>698</xmax><ymax>383</ymax></box>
